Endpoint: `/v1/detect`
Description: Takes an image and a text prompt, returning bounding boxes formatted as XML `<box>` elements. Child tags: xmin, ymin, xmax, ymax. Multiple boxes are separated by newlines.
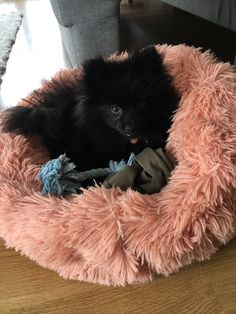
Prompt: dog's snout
<box><xmin>124</xmin><ymin>124</ymin><xmax>134</xmax><ymax>136</ymax></box>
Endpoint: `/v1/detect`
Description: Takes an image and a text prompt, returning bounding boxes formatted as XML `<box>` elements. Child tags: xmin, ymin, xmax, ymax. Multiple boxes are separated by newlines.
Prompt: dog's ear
<box><xmin>131</xmin><ymin>46</ymin><xmax>163</xmax><ymax>71</ymax></box>
<box><xmin>82</xmin><ymin>58</ymin><xmax>109</xmax><ymax>92</ymax></box>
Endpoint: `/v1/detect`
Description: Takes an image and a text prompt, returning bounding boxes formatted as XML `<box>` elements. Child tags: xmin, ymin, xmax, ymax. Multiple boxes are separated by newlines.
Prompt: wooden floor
<box><xmin>1</xmin><ymin>237</ymin><xmax>236</xmax><ymax>314</ymax></box>
<box><xmin>0</xmin><ymin>0</ymin><xmax>67</xmax><ymax>108</ymax></box>
<box><xmin>0</xmin><ymin>1</ymin><xmax>236</xmax><ymax>313</ymax></box>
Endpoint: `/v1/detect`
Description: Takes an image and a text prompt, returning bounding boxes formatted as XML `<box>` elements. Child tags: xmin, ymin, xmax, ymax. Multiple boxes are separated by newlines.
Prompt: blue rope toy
<box><xmin>39</xmin><ymin>153</ymin><xmax>135</xmax><ymax>196</ymax></box>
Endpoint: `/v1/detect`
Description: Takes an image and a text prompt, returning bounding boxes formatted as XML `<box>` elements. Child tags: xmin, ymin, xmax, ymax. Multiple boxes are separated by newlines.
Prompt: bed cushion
<box><xmin>0</xmin><ymin>44</ymin><xmax>235</xmax><ymax>286</ymax></box>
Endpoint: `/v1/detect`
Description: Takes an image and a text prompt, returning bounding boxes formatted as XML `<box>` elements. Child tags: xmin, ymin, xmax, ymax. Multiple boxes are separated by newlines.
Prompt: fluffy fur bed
<box><xmin>0</xmin><ymin>44</ymin><xmax>235</xmax><ymax>286</ymax></box>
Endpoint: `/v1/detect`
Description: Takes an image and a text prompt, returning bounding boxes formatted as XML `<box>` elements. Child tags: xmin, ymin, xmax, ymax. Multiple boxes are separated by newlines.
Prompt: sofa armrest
<box><xmin>50</xmin><ymin>0</ymin><xmax>120</xmax><ymax>27</ymax></box>
<box><xmin>50</xmin><ymin>0</ymin><xmax>121</xmax><ymax>67</ymax></box>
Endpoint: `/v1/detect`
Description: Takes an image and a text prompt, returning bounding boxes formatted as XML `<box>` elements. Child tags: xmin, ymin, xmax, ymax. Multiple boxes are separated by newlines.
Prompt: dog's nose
<box><xmin>124</xmin><ymin>125</ymin><xmax>134</xmax><ymax>136</ymax></box>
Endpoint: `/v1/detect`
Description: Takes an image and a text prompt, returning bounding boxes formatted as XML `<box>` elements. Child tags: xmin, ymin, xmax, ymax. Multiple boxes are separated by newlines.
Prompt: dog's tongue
<box><xmin>130</xmin><ymin>138</ymin><xmax>138</xmax><ymax>144</ymax></box>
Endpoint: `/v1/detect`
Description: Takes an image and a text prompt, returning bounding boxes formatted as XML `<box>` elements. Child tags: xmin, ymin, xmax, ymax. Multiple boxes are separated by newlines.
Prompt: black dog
<box><xmin>3</xmin><ymin>46</ymin><xmax>179</xmax><ymax>172</ymax></box>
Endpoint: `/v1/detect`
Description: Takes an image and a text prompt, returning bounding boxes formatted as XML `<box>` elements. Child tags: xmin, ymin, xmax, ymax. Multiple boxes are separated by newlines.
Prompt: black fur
<box><xmin>3</xmin><ymin>46</ymin><xmax>179</xmax><ymax>172</ymax></box>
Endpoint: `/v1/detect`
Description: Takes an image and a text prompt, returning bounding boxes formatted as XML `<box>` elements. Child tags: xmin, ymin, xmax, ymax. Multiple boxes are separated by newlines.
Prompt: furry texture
<box><xmin>0</xmin><ymin>44</ymin><xmax>235</xmax><ymax>286</ymax></box>
<box><xmin>2</xmin><ymin>46</ymin><xmax>179</xmax><ymax>172</ymax></box>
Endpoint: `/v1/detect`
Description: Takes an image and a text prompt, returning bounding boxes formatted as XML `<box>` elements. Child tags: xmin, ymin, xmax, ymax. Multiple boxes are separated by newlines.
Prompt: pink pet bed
<box><xmin>0</xmin><ymin>45</ymin><xmax>235</xmax><ymax>286</ymax></box>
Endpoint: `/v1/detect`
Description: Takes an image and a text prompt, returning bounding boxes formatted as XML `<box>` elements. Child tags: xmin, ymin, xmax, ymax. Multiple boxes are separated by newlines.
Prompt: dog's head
<box><xmin>78</xmin><ymin>46</ymin><xmax>179</xmax><ymax>147</ymax></box>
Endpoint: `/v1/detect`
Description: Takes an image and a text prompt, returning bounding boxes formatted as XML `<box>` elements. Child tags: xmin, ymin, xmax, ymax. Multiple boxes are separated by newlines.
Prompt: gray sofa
<box><xmin>161</xmin><ymin>0</ymin><xmax>236</xmax><ymax>32</ymax></box>
<box><xmin>50</xmin><ymin>0</ymin><xmax>120</xmax><ymax>67</ymax></box>
<box><xmin>50</xmin><ymin>0</ymin><xmax>236</xmax><ymax>67</ymax></box>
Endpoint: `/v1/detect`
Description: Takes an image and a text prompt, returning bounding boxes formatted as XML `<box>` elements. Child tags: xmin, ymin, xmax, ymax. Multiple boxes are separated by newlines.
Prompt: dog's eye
<box><xmin>110</xmin><ymin>105</ymin><xmax>122</xmax><ymax>115</ymax></box>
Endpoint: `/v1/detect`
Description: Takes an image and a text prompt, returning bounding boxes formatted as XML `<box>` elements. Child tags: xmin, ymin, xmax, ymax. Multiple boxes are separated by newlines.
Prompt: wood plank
<box><xmin>201</xmin><ymin>239</ymin><xmax>236</xmax><ymax>314</ymax></box>
<box><xmin>2</xmin><ymin>239</ymin><xmax>236</xmax><ymax>314</ymax></box>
